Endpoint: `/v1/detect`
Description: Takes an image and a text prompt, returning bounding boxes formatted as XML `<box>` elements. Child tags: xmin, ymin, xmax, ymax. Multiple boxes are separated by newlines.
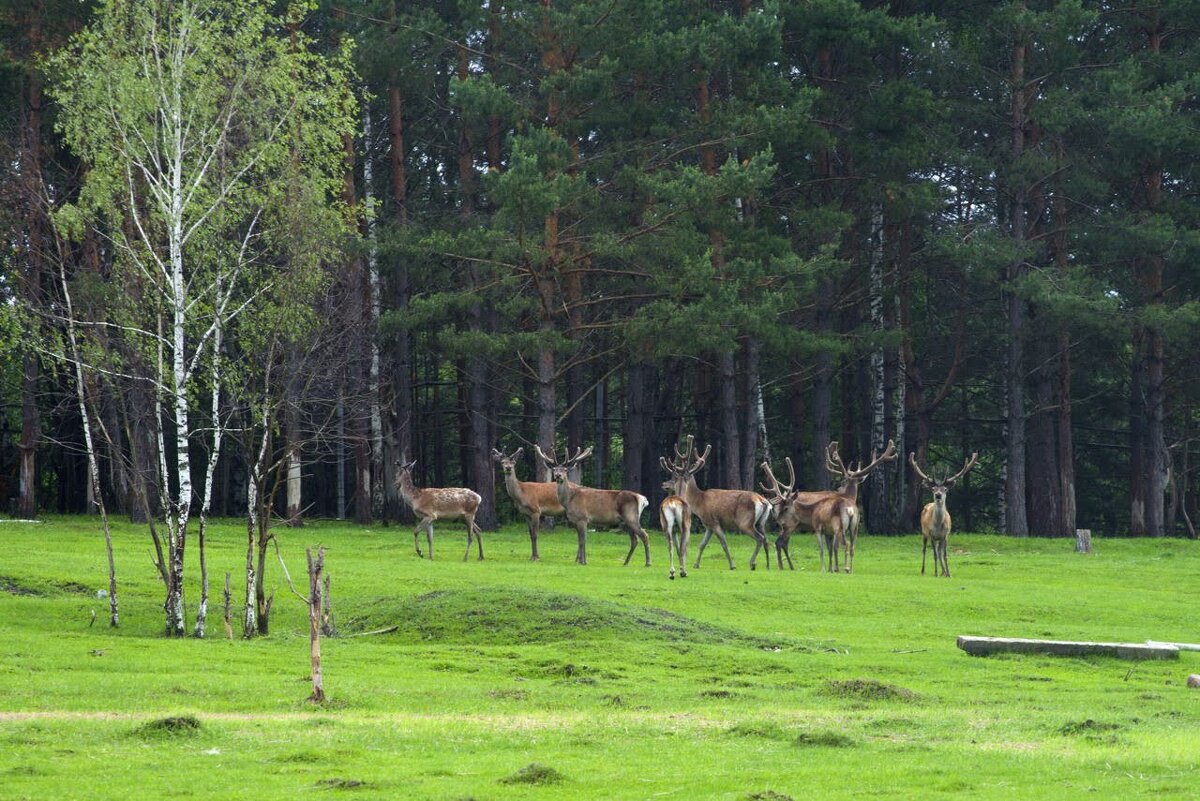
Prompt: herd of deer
<box><xmin>394</xmin><ymin>436</ymin><xmax>978</xmax><ymax>579</ymax></box>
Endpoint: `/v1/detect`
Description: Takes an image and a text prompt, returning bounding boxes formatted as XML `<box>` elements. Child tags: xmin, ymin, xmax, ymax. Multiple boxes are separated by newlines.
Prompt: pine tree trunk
<box><xmin>1026</xmin><ymin>343</ymin><xmax>1061</xmax><ymax>537</ymax></box>
<box><xmin>18</xmin><ymin>12</ymin><xmax>43</xmax><ymax>520</ymax></box>
<box><xmin>1053</xmin><ymin>162</ymin><xmax>1077</xmax><ymax>539</ymax></box>
<box><xmin>1005</xmin><ymin>36</ymin><xmax>1030</xmax><ymax>537</ymax></box>
<box><xmin>388</xmin><ymin>83</ymin><xmax>413</xmax><ymax>518</ymax></box>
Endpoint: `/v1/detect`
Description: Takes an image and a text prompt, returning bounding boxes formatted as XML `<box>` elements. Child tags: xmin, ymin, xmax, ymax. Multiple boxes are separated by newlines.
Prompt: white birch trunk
<box><xmin>363</xmin><ymin>104</ymin><xmax>385</xmax><ymax>520</ymax></box>
<box><xmin>194</xmin><ymin>274</ymin><xmax>224</xmax><ymax>638</ymax></box>
<box><xmin>58</xmin><ymin>255</ymin><xmax>119</xmax><ymax>627</ymax></box>
<box><xmin>868</xmin><ymin>210</ymin><xmax>886</xmax><ymax>533</ymax></box>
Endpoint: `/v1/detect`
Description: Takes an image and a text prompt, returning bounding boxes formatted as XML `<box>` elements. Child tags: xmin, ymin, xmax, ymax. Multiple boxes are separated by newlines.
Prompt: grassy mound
<box><xmin>348</xmin><ymin>586</ymin><xmax>790</xmax><ymax>648</ymax></box>
<box><xmin>499</xmin><ymin>763</ymin><xmax>566</xmax><ymax>785</ymax></box>
<box><xmin>133</xmin><ymin>715</ymin><xmax>202</xmax><ymax>739</ymax></box>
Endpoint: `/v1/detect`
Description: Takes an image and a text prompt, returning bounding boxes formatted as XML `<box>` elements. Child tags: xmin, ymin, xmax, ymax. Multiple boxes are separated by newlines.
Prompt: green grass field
<box><xmin>1</xmin><ymin>516</ymin><xmax>1198</xmax><ymax>800</ymax></box>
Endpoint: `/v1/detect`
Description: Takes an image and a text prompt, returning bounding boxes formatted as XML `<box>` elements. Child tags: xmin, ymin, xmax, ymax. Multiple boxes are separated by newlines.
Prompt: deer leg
<box><xmin>425</xmin><ymin>521</ymin><xmax>435</xmax><ymax>561</ymax></box>
<box><xmin>463</xmin><ymin>522</ymin><xmax>474</xmax><ymax>562</ymax></box>
<box><xmin>472</xmin><ymin>515</ymin><xmax>484</xmax><ymax>561</ymax></box>
<box><xmin>712</xmin><ymin>527</ymin><xmax>736</xmax><ymax>570</ymax></box>
<box><xmin>678</xmin><ymin>519</ymin><xmax>690</xmax><ymax>577</ymax></box>
<box><xmin>921</xmin><ymin>537</ymin><xmax>928</xmax><ymax>575</ymax></box>
<box><xmin>941</xmin><ymin>540</ymin><xmax>951</xmax><ymax>578</ymax></box>
<box><xmin>528</xmin><ymin>516</ymin><xmax>540</xmax><ymax>561</ymax></box>
<box><xmin>665</xmin><ymin>521</ymin><xmax>677</xmax><ymax>579</ymax></box>
<box><xmin>415</xmin><ymin>518</ymin><xmax>433</xmax><ymax>558</ymax></box>
<box><xmin>575</xmin><ymin>521</ymin><xmax>588</xmax><ymax>565</ymax></box>
<box><xmin>637</xmin><ymin>524</ymin><xmax>651</xmax><ymax>567</ymax></box>
<box><xmin>693</xmin><ymin>526</ymin><xmax>714</xmax><ymax>569</ymax></box>
<box><xmin>622</xmin><ymin>526</ymin><xmax>639</xmax><ymax>566</ymax></box>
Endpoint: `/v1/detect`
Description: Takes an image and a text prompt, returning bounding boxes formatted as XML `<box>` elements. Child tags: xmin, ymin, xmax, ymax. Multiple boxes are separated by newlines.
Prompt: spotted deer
<box><xmin>395</xmin><ymin>460</ymin><xmax>483</xmax><ymax>561</ymax></box>
<box><xmin>661</xmin><ymin>435</ymin><xmax>772</xmax><ymax>571</ymax></box>
<box><xmin>659</xmin><ymin>481</ymin><xmax>691</xmax><ymax>580</ymax></box>
<box><xmin>910</xmin><ymin>451</ymin><xmax>978</xmax><ymax>577</ymax></box>
<box><xmin>535</xmin><ymin>445</ymin><xmax>650</xmax><ymax>566</ymax></box>
<box><xmin>492</xmin><ymin>447</ymin><xmax>565</xmax><ymax>561</ymax></box>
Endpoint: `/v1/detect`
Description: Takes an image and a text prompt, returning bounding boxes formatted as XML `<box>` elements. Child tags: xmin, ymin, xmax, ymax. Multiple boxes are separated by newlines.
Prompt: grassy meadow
<box><xmin>1</xmin><ymin>515</ymin><xmax>1198</xmax><ymax>800</ymax></box>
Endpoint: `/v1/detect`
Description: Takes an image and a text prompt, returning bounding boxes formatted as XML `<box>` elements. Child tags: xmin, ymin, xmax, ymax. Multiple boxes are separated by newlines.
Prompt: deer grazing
<box><xmin>759</xmin><ymin>456</ymin><xmax>856</xmax><ymax>573</ymax></box>
<box><xmin>661</xmin><ymin>435</ymin><xmax>772</xmax><ymax>571</ymax></box>
<box><xmin>535</xmin><ymin>445</ymin><xmax>651</xmax><ymax>566</ymax></box>
<box><xmin>910</xmin><ymin>451</ymin><xmax>978</xmax><ymax>577</ymax></box>
<box><xmin>395</xmin><ymin>459</ymin><xmax>484</xmax><ymax>561</ymax></box>
<box><xmin>659</xmin><ymin>481</ymin><xmax>691</xmax><ymax>580</ymax></box>
<box><xmin>492</xmin><ymin>447</ymin><xmax>566</xmax><ymax>561</ymax></box>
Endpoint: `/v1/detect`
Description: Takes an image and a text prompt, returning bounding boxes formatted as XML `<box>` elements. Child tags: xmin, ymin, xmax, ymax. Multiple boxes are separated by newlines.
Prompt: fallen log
<box><xmin>957</xmin><ymin>636</ymin><xmax>1179</xmax><ymax>660</ymax></box>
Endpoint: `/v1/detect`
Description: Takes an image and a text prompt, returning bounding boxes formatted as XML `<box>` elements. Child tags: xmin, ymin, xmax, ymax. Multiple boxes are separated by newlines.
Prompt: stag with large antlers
<box><xmin>662</xmin><ymin>435</ymin><xmax>772</xmax><ymax>571</ymax></box>
<box><xmin>536</xmin><ymin>445</ymin><xmax>651</xmax><ymax>566</ymax></box>
<box><xmin>395</xmin><ymin>460</ymin><xmax>484</xmax><ymax>561</ymax></box>
<box><xmin>760</xmin><ymin>457</ymin><xmax>855</xmax><ymax>573</ymax></box>
<box><xmin>762</xmin><ymin>440</ymin><xmax>895</xmax><ymax>572</ymax></box>
<box><xmin>492</xmin><ymin>447</ymin><xmax>565</xmax><ymax>561</ymax></box>
<box><xmin>910</xmin><ymin>451</ymin><xmax>978</xmax><ymax>577</ymax></box>
<box><xmin>822</xmin><ymin>439</ymin><xmax>896</xmax><ymax>572</ymax></box>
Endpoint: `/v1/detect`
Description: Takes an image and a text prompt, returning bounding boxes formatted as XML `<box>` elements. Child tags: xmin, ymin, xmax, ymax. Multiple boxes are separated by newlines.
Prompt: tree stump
<box><xmin>1074</xmin><ymin>529</ymin><xmax>1092</xmax><ymax>554</ymax></box>
<box><xmin>1187</xmin><ymin>674</ymin><xmax>1200</xmax><ymax>689</ymax></box>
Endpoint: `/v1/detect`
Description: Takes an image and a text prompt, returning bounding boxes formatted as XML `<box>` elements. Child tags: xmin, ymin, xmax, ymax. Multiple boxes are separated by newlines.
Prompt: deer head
<box><xmin>535</xmin><ymin>445</ymin><xmax>592</xmax><ymax>489</ymax></box>
<box><xmin>909</xmin><ymin>451</ymin><xmax>978</xmax><ymax>507</ymax></box>
<box><xmin>826</xmin><ymin>439</ymin><xmax>897</xmax><ymax>497</ymax></box>
<box><xmin>492</xmin><ymin>447</ymin><xmax>524</xmax><ymax>477</ymax></box>
<box><xmin>659</xmin><ymin>435</ymin><xmax>710</xmax><ymax>495</ymax></box>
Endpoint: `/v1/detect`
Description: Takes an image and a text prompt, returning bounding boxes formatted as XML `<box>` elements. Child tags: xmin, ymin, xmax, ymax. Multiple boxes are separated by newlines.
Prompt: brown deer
<box><xmin>760</xmin><ymin>457</ymin><xmax>855</xmax><ymax>573</ymax></box>
<box><xmin>762</xmin><ymin>440</ymin><xmax>895</xmax><ymax>572</ymax></box>
<box><xmin>492</xmin><ymin>447</ymin><xmax>565</xmax><ymax>561</ymax></box>
<box><xmin>659</xmin><ymin>481</ymin><xmax>691</xmax><ymax>580</ymax></box>
<box><xmin>823</xmin><ymin>439</ymin><xmax>896</xmax><ymax>572</ymax></box>
<box><xmin>661</xmin><ymin>435</ymin><xmax>772</xmax><ymax>571</ymax></box>
<box><xmin>395</xmin><ymin>460</ymin><xmax>484</xmax><ymax>561</ymax></box>
<box><xmin>535</xmin><ymin>445</ymin><xmax>651</xmax><ymax>566</ymax></box>
<box><xmin>910</xmin><ymin>451</ymin><xmax>978</xmax><ymax>577</ymax></box>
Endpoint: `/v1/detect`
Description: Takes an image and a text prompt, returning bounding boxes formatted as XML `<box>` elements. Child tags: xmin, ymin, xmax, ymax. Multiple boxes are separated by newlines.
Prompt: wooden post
<box><xmin>307</xmin><ymin>547</ymin><xmax>326</xmax><ymax>703</ymax></box>
<box><xmin>1074</xmin><ymin>529</ymin><xmax>1092</xmax><ymax>554</ymax></box>
<box><xmin>321</xmin><ymin>573</ymin><xmax>336</xmax><ymax>637</ymax></box>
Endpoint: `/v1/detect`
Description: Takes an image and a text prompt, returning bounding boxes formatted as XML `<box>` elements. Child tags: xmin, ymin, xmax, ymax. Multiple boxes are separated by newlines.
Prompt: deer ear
<box><xmin>491</xmin><ymin>449</ymin><xmax>504</xmax><ymax>461</ymax></box>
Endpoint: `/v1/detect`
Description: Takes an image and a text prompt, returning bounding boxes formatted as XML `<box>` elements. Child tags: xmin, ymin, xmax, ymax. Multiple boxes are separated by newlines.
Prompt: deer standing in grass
<box><xmin>492</xmin><ymin>447</ymin><xmax>565</xmax><ymax>561</ymax></box>
<box><xmin>662</xmin><ymin>435</ymin><xmax>772</xmax><ymax>571</ymax></box>
<box><xmin>395</xmin><ymin>460</ymin><xmax>483</xmax><ymax>561</ymax></box>
<box><xmin>760</xmin><ymin>457</ymin><xmax>855</xmax><ymax>573</ymax></box>
<box><xmin>910</xmin><ymin>452</ymin><xmax>977</xmax><ymax>577</ymax></box>
<box><xmin>762</xmin><ymin>440</ymin><xmax>895</xmax><ymax>572</ymax></box>
<box><xmin>536</xmin><ymin>445</ymin><xmax>651</xmax><ymax>566</ymax></box>
<box><xmin>659</xmin><ymin>481</ymin><xmax>691</xmax><ymax>580</ymax></box>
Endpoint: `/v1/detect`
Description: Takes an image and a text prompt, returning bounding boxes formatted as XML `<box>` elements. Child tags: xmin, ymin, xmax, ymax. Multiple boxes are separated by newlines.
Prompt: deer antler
<box><xmin>826</xmin><ymin>441</ymin><xmax>848</xmax><ymax>479</ymax></box>
<box><xmin>564</xmin><ymin>446</ymin><xmax>593</xmax><ymax>467</ymax></box>
<box><xmin>943</xmin><ymin>452</ymin><xmax>978</xmax><ymax>488</ymax></box>
<box><xmin>689</xmin><ymin>443</ymin><xmax>711</xmax><ymax>475</ymax></box>
<box><xmin>534</xmin><ymin>444</ymin><xmax>559</xmax><ymax>469</ymax></box>
<box><xmin>831</xmin><ymin>440</ymin><xmax>897</xmax><ymax>480</ymax></box>
<box><xmin>909</xmin><ymin>452</ymin><xmax>936</xmax><ymax>488</ymax></box>
<box><xmin>759</xmin><ymin>458</ymin><xmax>796</xmax><ymax>500</ymax></box>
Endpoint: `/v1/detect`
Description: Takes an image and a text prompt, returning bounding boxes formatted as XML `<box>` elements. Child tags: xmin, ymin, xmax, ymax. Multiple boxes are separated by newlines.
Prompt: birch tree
<box><xmin>49</xmin><ymin>0</ymin><xmax>355</xmax><ymax>635</ymax></box>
